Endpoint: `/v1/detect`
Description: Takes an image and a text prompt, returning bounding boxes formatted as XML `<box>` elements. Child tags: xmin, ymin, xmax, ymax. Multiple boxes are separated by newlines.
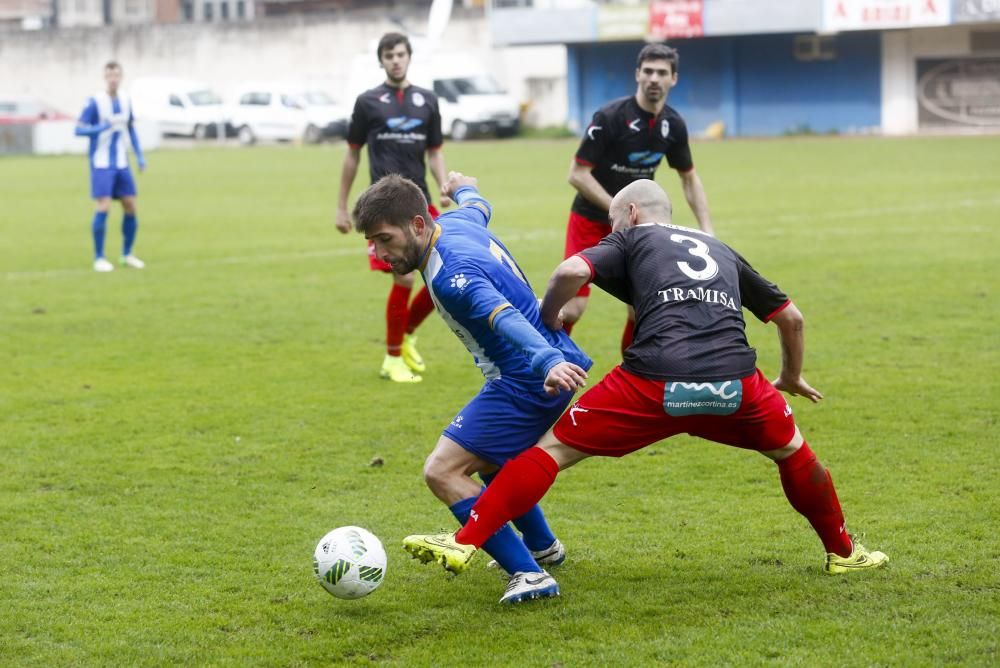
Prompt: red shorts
<box><xmin>563</xmin><ymin>211</ymin><xmax>611</xmax><ymax>297</ymax></box>
<box><xmin>368</xmin><ymin>204</ymin><xmax>440</xmax><ymax>272</ymax></box>
<box><xmin>552</xmin><ymin>366</ymin><xmax>796</xmax><ymax>456</ymax></box>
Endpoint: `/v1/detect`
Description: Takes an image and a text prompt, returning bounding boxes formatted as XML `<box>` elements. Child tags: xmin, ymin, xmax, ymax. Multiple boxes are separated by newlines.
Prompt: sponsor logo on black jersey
<box><xmin>387</xmin><ymin>116</ymin><xmax>424</xmax><ymax>131</ymax></box>
<box><xmin>627</xmin><ymin>150</ymin><xmax>665</xmax><ymax>166</ymax></box>
<box><xmin>376</xmin><ymin>116</ymin><xmax>427</xmax><ymax>143</ymax></box>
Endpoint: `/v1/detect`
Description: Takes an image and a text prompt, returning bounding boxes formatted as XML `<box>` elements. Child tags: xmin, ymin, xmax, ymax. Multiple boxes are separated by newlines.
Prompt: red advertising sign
<box><xmin>649</xmin><ymin>0</ymin><xmax>704</xmax><ymax>39</ymax></box>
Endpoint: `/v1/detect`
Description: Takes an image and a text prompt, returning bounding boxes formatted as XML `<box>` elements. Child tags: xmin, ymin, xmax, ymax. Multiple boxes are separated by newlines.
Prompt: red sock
<box><xmin>776</xmin><ymin>443</ymin><xmax>853</xmax><ymax>557</ymax></box>
<box><xmin>563</xmin><ymin>321</ymin><xmax>575</xmax><ymax>335</ymax></box>
<box><xmin>406</xmin><ymin>286</ymin><xmax>434</xmax><ymax>334</ymax></box>
<box><xmin>386</xmin><ymin>283</ymin><xmax>411</xmax><ymax>355</ymax></box>
<box><xmin>620</xmin><ymin>319</ymin><xmax>635</xmax><ymax>355</ymax></box>
<box><xmin>456</xmin><ymin>447</ymin><xmax>559</xmax><ymax>548</ymax></box>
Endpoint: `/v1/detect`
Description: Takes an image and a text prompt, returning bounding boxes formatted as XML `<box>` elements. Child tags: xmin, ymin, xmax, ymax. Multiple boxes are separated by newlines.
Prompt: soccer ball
<box><xmin>312</xmin><ymin>526</ymin><xmax>387</xmax><ymax>599</ymax></box>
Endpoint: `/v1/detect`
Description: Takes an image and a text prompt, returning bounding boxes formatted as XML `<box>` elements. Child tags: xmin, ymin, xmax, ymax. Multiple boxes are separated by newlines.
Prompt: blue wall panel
<box><xmin>568</xmin><ymin>32</ymin><xmax>882</xmax><ymax>137</ymax></box>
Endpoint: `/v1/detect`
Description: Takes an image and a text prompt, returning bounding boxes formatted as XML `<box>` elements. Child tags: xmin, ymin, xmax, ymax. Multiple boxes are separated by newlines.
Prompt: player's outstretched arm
<box><xmin>771</xmin><ymin>303</ymin><xmax>823</xmax><ymax>403</ymax></box>
<box><xmin>678</xmin><ymin>168</ymin><xmax>714</xmax><ymax>236</ymax></box>
<box><xmin>336</xmin><ymin>146</ymin><xmax>361</xmax><ymax>234</ymax></box>
<box><xmin>541</xmin><ymin>256</ymin><xmax>591</xmax><ymax>330</ymax></box>
<box><xmin>492</xmin><ymin>307</ymin><xmax>586</xmax><ymax>395</ymax></box>
<box><xmin>442</xmin><ymin>171</ymin><xmax>477</xmax><ymax>199</ymax></box>
<box><xmin>567</xmin><ymin>159</ymin><xmax>613</xmax><ymax>213</ymax></box>
<box><xmin>428</xmin><ymin>149</ymin><xmax>451</xmax><ymax>209</ymax></box>
<box><xmin>128</xmin><ymin>116</ymin><xmax>146</xmax><ymax>172</ymax></box>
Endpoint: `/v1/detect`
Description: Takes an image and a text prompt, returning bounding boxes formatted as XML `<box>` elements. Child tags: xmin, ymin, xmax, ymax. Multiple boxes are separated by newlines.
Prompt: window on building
<box><xmin>220</xmin><ymin>0</ymin><xmax>228</xmax><ymax>19</ymax></box>
<box><xmin>235</xmin><ymin>0</ymin><xmax>244</xmax><ymax>17</ymax></box>
<box><xmin>794</xmin><ymin>35</ymin><xmax>836</xmax><ymax>62</ymax></box>
<box><xmin>182</xmin><ymin>0</ymin><xmax>193</xmax><ymax>20</ymax></box>
<box><xmin>203</xmin><ymin>1</ymin><xmax>213</xmax><ymax>20</ymax></box>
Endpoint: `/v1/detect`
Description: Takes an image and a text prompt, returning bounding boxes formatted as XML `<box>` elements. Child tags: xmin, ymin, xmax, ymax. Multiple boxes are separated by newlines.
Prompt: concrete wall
<box><xmin>882</xmin><ymin>24</ymin><xmax>1000</xmax><ymax>134</ymax></box>
<box><xmin>0</xmin><ymin>9</ymin><xmax>557</xmax><ymax>120</ymax></box>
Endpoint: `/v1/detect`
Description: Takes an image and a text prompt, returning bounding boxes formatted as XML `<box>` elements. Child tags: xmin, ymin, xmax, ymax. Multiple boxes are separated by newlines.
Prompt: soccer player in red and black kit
<box><xmin>336</xmin><ymin>32</ymin><xmax>449</xmax><ymax>383</ymax></box>
<box><xmin>404</xmin><ymin>180</ymin><xmax>888</xmax><ymax>591</ymax></box>
<box><xmin>564</xmin><ymin>43</ymin><xmax>714</xmax><ymax>352</ymax></box>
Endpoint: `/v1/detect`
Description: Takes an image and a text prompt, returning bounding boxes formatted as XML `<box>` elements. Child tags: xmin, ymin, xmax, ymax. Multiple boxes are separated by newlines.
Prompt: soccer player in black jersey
<box><xmin>336</xmin><ymin>32</ymin><xmax>449</xmax><ymax>383</ymax></box>
<box><xmin>563</xmin><ymin>43</ymin><xmax>714</xmax><ymax>352</ymax></box>
<box><xmin>406</xmin><ymin>180</ymin><xmax>888</xmax><ymax>590</ymax></box>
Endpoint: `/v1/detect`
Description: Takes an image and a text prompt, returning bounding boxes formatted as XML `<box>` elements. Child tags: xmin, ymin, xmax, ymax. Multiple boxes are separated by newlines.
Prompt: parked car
<box><xmin>229</xmin><ymin>84</ymin><xmax>348</xmax><ymax>145</ymax></box>
<box><xmin>432</xmin><ymin>73</ymin><xmax>520</xmax><ymax>141</ymax></box>
<box><xmin>131</xmin><ymin>77</ymin><xmax>228</xmax><ymax>139</ymax></box>
<box><xmin>0</xmin><ymin>98</ymin><xmax>72</xmax><ymax>124</ymax></box>
<box><xmin>295</xmin><ymin>90</ymin><xmax>350</xmax><ymax>142</ymax></box>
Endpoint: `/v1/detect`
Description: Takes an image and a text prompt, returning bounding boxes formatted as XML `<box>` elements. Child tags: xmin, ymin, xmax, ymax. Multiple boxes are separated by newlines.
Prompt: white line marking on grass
<box><xmin>2</xmin><ymin>230</ymin><xmax>564</xmax><ymax>282</ymax></box>
<box><xmin>771</xmin><ymin>196</ymin><xmax>1000</xmax><ymax>223</ymax></box>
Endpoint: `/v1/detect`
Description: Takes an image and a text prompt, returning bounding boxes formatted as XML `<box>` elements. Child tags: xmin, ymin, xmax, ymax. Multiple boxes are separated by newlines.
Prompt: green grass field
<box><xmin>2</xmin><ymin>135</ymin><xmax>998</xmax><ymax>665</ymax></box>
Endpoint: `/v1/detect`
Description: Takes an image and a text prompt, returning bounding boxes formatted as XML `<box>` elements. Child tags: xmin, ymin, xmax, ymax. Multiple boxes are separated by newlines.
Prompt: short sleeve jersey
<box><xmin>421</xmin><ymin>195</ymin><xmax>592</xmax><ymax>388</ymax></box>
<box><xmin>578</xmin><ymin>223</ymin><xmax>790</xmax><ymax>382</ymax></box>
<box><xmin>347</xmin><ymin>83</ymin><xmax>443</xmax><ymax>201</ymax></box>
<box><xmin>572</xmin><ymin>96</ymin><xmax>693</xmax><ymax>222</ymax></box>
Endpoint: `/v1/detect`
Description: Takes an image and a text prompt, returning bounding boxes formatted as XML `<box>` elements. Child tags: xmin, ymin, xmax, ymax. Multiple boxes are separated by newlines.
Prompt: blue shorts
<box><xmin>91</xmin><ymin>167</ymin><xmax>137</xmax><ymax>199</ymax></box>
<box><xmin>443</xmin><ymin>379</ymin><xmax>576</xmax><ymax>466</ymax></box>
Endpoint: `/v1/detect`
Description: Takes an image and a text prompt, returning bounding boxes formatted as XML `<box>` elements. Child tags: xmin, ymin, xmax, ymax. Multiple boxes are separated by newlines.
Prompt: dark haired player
<box><xmin>336</xmin><ymin>32</ymin><xmax>448</xmax><ymax>383</ymax></box>
<box><xmin>564</xmin><ymin>43</ymin><xmax>713</xmax><ymax>351</ymax></box>
<box><xmin>352</xmin><ymin>171</ymin><xmax>591</xmax><ymax>603</ymax></box>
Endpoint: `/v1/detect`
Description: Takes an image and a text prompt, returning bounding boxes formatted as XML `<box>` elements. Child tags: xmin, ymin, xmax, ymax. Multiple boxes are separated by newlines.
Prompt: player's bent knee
<box><xmin>538</xmin><ymin>439</ymin><xmax>588</xmax><ymax>471</ymax></box>
<box><xmin>760</xmin><ymin>427</ymin><xmax>805</xmax><ymax>462</ymax></box>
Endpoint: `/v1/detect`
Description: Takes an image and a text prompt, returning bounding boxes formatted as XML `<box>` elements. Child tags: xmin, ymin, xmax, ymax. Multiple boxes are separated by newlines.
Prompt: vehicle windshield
<box><xmin>300</xmin><ymin>91</ymin><xmax>335</xmax><ymax>106</ymax></box>
<box><xmin>188</xmin><ymin>90</ymin><xmax>222</xmax><ymax>106</ymax></box>
<box><xmin>441</xmin><ymin>76</ymin><xmax>504</xmax><ymax>95</ymax></box>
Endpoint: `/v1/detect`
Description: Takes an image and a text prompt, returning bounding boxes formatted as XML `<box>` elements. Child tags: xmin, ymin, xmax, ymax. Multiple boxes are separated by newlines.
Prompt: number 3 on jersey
<box><xmin>670</xmin><ymin>233</ymin><xmax>718</xmax><ymax>281</ymax></box>
<box><xmin>489</xmin><ymin>239</ymin><xmax>527</xmax><ymax>284</ymax></box>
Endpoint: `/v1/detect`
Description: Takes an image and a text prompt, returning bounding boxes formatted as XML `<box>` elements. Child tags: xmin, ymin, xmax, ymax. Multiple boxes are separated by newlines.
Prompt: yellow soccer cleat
<box><xmin>403</xmin><ymin>531</ymin><xmax>478</xmax><ymax>574</ymax></box>
<box><xmin>401</xmin><ymin>334</ymin><xmax>426</xmax><ymax>373</ymax></box>
<box><xmin>824</xmin><ymin>535</ymin><xmax>889</xmax><ymax>574</ymax></box>
<box><xmin>380</xmin><ymin>354</ymin><xmax>422</xmax><ymax>383</ymax></box>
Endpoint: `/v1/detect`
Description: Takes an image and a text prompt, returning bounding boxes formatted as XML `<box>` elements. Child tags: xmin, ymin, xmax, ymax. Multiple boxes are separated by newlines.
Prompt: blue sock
<box><xmin>449</xmin><ymin>496</ymin><xmax>538</xmax><ymax>574</ymax></box>
<box><xmin>92</xmin><ymin>211</ymin><xmax>108</xmax><ymax>259</ymax></box>
<box><xmin>122</xmin><ymin>213</ymin><xmax>137</xmax><ymax>256</ymax></box>
<box><xmin>481</xmin><ymin>472</ymin><xmax>556</xmax><ymax>551</ymax></box>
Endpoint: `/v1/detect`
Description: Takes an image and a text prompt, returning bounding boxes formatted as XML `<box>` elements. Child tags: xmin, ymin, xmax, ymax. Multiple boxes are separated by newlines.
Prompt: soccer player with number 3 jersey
<box><xmin>404</xmin><ymin>179</ymin><xmax>888</xmax><ymax>599</ymax></box>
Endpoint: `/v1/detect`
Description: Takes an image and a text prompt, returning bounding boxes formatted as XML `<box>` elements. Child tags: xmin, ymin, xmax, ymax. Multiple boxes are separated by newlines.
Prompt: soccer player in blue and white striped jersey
<box><xmin>75</xmin><ymin>61</ymin><xmax>147</xmax><ymax>272</ymax></box>
<box><xmin>353</xmin><ymin>171</ymin><xmax>592</xmax><ymax>603</ymax></box>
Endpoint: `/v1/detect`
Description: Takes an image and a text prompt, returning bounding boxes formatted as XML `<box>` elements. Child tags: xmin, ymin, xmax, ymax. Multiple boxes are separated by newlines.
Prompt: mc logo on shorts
<box><xmin>663</xmin><ymin>380</ymin><xmax>742</xmax><ymax>416</ymax></box>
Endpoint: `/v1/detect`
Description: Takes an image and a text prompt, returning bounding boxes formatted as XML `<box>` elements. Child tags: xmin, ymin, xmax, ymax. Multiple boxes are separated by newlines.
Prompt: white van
<box><xmin>228</xmin><ymin>84</ymin><xmax>348</xmax><ymax>145</ymax></box>
<box><xmin>431</xmin><ymin>73</ymin><xmax>520</xmax><ymax>141</ymax></box>
<box><xmin>131</xmin><ymin>77</ymin><xmax>228</xmax><ymax>140</ymax></box>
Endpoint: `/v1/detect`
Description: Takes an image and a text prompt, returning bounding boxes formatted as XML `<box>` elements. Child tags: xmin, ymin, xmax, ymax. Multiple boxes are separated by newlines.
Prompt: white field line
<box><xmin>5</xmin><ymin>196</ymin><xmax>999</xmax><ymax>281</ymax></box>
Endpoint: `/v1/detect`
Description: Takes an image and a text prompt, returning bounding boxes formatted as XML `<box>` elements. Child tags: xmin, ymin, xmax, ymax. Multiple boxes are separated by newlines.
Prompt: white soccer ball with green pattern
<box><xmin>313</xmin><ymin>526</ymin><xmax>387</xmax><ymax>599</ymax></box>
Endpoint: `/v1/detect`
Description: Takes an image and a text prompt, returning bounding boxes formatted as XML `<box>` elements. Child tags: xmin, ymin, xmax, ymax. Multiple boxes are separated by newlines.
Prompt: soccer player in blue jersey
<box><xmin>352</xmin><ymin>171</ymin><xmax>591</xmax><ymax>603</ymax></box>
<box><xmin>75</xmin><ymin>61</ymin><xmax>147</xmax><ymax>273</ymax></box>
